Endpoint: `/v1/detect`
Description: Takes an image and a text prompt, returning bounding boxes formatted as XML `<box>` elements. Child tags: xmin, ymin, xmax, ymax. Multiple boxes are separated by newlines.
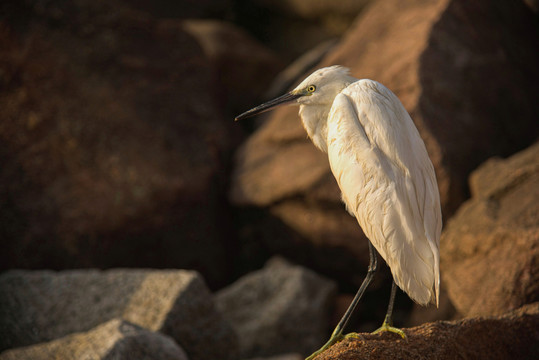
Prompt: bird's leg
<box><xmin>305</xmin><ymin>241</ymin><xmax>378</xmax><ymax>360</ymax></box>
<box><xmin>371</xmin><ymin>281</ymin><xmax>407</xmax><ymax>339</ymax></box>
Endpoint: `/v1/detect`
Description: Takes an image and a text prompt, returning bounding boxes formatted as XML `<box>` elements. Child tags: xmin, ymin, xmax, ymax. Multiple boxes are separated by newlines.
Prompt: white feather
<box><xmin>325</xmin><ymin>79</ymin><xmax>441</xmax><ymax>305</ymax></box>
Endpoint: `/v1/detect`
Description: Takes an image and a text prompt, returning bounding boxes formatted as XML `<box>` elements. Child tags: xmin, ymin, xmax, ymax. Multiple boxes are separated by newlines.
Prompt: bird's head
<box><xmin>291</xmin><ymin>66</ymin><xmax>356</xmax><ymax>105</ymax></box>
<box><xmin>235</xmin><ymin>65</ymin><xmax>356</xmax><ymax>121</ymax></box>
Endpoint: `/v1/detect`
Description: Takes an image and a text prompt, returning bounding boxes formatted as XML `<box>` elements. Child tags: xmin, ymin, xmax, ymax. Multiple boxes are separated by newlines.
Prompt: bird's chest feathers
<box><xmin>299</xmin><ymin>104</ymin><xmax>330</xmax><ymax>153</ymax></box>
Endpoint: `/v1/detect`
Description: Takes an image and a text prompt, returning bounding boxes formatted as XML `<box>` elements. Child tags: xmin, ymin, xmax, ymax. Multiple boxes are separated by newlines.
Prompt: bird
<box><xmin>235</xmin><ymin>65</ymin><xmax>442</xmax><ymax>359</ymax></box>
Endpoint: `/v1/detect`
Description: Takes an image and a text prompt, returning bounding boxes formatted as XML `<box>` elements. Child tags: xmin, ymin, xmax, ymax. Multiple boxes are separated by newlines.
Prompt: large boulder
<box><xmin>215</xmin><ymin>257</ymin><xmax>337</xmax><ymax>358</ymax></box>
<box><xmin>313</xmin><ymin>302</ymin><xmax>539</xmax><ymax>360</ymax></box>
<box><xmin>0</xmin><ymin>269</ymin><xmax>238</xmax><ymax>360</ymax></box>
<box><xmin>0</xmin><ymin>319</ymin><xmax>189</xmax><ymax>360</ymax></box>
<box><xmin>441</xmin><ymin>142</ymin><xmax>539</xmax><ymax>318</ymax></box>
<box><xmin>0</xmin><ymin>0</ymin><xmax>279</xmax><ymax>286</ymax></box>
<box><xmin>230</xmin><ymin>0</ymin><xmax>539</xmax><ymax>271</ymax></box>
<box><xmin>181</xmin><ymin>19</ymin><xmax>283</xmax><ymax>117</ymax></box>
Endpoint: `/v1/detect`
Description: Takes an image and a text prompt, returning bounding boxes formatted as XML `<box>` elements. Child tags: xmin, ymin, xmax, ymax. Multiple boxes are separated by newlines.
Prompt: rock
<box><xmin>264</xmin><ymin>40</ymin><xmax>338</xmax><ymax>100</ymax></box>
<box><xmin>270</xmin><ymin>200</ymin><xmax>367</xmax><ymax>260</ymax></box>
<box><xmin>524</xmin><ymin>0</ymin><xmax>539</xmax><ymax>13</ymax></box>
<box><xmin>407</xmin><ymin>287</ymin><xmax>456</xmax><ymax>327</ymax></box>
<box><xmin>325</xmin><ymin>0</ymin><xmax>539</xmax><ymax>216</ymax></box>
<box><xmin>313</xmin><ymin>303</ymin><xmax>539</xmax><ymax>360</ymax></box>
<box><xmin>0</xmin><ymin>0</ymin><xmax>258</xmax><ymax>286</ymax></box>
<box><xmin>230</xmin><ymin>0</ymin><xmax>539</xmax><ymax>273</ymax></box>
<box><xmin>215</xmin><ymin>257</ymin><xmax>337</xmax><ymax>358</ymax></box>
<box><xmin>245</xmin><ymin>354</ymin><xmax>303</xmax><ymax>360</ymax></box>
<box><xmin>181</xmin><ymin>19</ymin><xmax>283</xmax><ymax>116</ymax></box>
<box><xmin>0</xmin><ymin>269</ymin><xmax>238</xmax><ymax>360</ymax></box>
<box><xmin>252</xmin><ymin>0</ymin><xmax>371</xmax><ymax>21</ymax></box>
<box><xmin>0</xmin><ymin>319</ymin><xmax>189</xmax><ymax>360</ymax></box>
<box><xmin>235</xmin><ymin>1</ymin><xmax>366</xmax><ymax>62</ymax></box>
<box><xmin>441</xmin><ymin>142</ymin><xmax>539</xmax><ymax>318</ymax></box>
<box><xmin>126</xmin><ymin>0</ymin><xmax>232</xmax><ymax>19</ymax></box>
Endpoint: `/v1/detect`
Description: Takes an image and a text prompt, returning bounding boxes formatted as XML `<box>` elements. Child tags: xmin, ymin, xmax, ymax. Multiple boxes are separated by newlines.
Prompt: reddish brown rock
<box><xmin>231</xmin><ymin>0</ymin><xmax>539</xmax><ymax>272</ymax></box>
<box><xmin>215</xmin><ymin>257</ymin><xmax>337</xmax><ymax>358</ymax></box>
<box><xmin>0</xmin><ymin>1</ymin><xmax>281</xmax><ymax>286</ymax></box>
<box><xmin>312</xmin><ymin>303</ymin><xmax>539</xmax><ymax>360</ymax></box>
<box><xmin>441</xmin><ymin>142</ymin><xmax>539</xmax><ymax>318</ymax></box>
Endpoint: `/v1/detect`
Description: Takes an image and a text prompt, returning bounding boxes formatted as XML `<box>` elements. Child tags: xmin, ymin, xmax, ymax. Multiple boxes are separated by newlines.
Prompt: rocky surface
<box><xmin>0</xmin><ymin>269</ymin><xmax>238</xmax><ymax>360</ymax></box>
<box><xmin>0</xmin><ymin>319</ymin><xmax>189</xmax><ymax>360</ymax></box>
<box><xmin>216</xmin><ymin>257</ymin><xmax>337</xmax><ymax>358</ymax></box>
<box><xmin>441</xmin><ymin>142</ymin><xmax>539</xmax><ymax>318</ymax></box>
<box><xmin>313</xmin><ymin>303</ymin><xmax>539</xmax><ymax>360</ymax></box>
<box><xmin>1</xmin><ymin>1</ymin><xmax>538</xmax><ymax>359</ymax></box>
<box><xmin>230</xmin><ymin>0</ymin><xmax>539</xmax><ymax>276</ymax></box>
<box><xmin>0</xmin><ymin>0</ymin><xmax>282</xmax><ymax>287</ymax></box>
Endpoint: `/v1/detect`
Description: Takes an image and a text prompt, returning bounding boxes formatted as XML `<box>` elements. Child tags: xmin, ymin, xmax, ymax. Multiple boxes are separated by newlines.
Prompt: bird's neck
<box><xmin>299</xmin><ymin>104</ymin><xmax>330</xmax><ymax>153</ymax></box>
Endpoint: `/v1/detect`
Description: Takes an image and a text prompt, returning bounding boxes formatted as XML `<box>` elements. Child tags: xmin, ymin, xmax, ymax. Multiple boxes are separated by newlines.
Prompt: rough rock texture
<box><xmin>215</xmin><ymin>257</ymin><xmax>337</xmax><ymax>358</ymax></box>
<box><xmin>0</xmin><ymin>269</ymin><xmax>238</xmax><ymax>360</ymax></box>
<box><xmin>0</xmin><ymin>0</ymin><xmax>282</xmax><ymax>287</ymax></box>
<box><xmin>313</xmin><ymin>303</ymin><xmax>539</xmax><ymax>360</ymax></box>
<box><xmin>441</xmin><ymin>142</ymin><xmax>539</xmax><ymax>318</ymax></box>
<box><xmin>230</xmin><ymin>0</ymin><xmax>539</xmax><ymax>271</ymax></box>
<box><xmin>0</xmin><ymin>319</ymin><xmax>189</xmax><ymax>360</ymax></box>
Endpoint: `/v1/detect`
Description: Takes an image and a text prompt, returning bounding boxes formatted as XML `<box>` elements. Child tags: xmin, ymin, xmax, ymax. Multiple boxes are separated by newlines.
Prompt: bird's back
<box><xmin>326</xmin><ymin>80</ymin><xmax>442</xmax><ymax>306</ymax></box>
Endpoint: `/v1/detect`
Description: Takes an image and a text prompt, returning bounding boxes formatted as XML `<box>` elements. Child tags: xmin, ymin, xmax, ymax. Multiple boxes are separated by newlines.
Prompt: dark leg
<box><xmin>386</xmin><ymin>281</ymin><xmax>398</xmax><ymax>322</ymax></box>
<box><xmin>372</xmin><ymin>280</ymin><xmax>406</xmax><ymax>339</ymax></box>
<box><xmin>332</xmin><ymin>240</ymin><xmax>378</xmax><ymax>335</ymax></box>
<box><xmin>305</xmin><ymin>241</ymin><xmax>378</xmax><ymax>360</ymax></box>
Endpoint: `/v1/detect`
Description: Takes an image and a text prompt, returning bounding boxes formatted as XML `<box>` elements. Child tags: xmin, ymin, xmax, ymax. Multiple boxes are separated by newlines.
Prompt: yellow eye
<box><xmin>307</xmin><ymin>85</ymin><xmax>316</xmax><ymax>93</ymax></box>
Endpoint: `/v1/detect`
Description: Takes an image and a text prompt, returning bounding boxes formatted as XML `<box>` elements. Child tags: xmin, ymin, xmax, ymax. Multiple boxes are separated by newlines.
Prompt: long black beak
<box><xmin>235</xmin><ymin>92</ymin><xmax>302</xmax><ymax>121</ymax></box>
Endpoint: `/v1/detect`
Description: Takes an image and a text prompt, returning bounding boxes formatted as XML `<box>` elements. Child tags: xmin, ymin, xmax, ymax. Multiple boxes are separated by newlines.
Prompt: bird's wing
<box><xmin>327</xmin><ymin>80</ymin><xmax>442</xmax><ymax>306</ymax></box>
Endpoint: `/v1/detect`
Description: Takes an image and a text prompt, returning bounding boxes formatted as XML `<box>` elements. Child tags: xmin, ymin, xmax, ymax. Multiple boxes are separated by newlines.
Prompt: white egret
<box><xmin>235</xmin><ymin>66</ymin><xmax>442</xmax><ymax>359</ymax></box>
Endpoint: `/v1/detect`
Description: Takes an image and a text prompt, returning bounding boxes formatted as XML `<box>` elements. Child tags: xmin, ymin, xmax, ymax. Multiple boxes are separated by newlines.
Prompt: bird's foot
<box><xmin>305</xmin><ymin>331</ymin><xmax>364</xmax><ymax>360</ymax></box>
<box><xmin>344</xmin><ymin>332</ymin><xmax>364</xmax><ymax>340</ymax></box>
<box><xmin>371</xmin><ymin>315</ymin><xmax>407</xmax><ymax>340</ymax></box>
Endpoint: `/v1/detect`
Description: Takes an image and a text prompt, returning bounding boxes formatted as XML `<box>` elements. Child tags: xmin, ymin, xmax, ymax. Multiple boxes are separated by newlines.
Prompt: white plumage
<box><xmin>235</xmin><ymin>65</ymin><xmax>442</xmax><ymax>355</ymax></box>
<box><xmin>283</xmin><ymin>66</ymin><xmax>442</xmax><ymax>306</ymax></box>
<box><xmin>326</xmin><ymin>79</ymin><xmax>441</xmax><ymax>306</ymax></box>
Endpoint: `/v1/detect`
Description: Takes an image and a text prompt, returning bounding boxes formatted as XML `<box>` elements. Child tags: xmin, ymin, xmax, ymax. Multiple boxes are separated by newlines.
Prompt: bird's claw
<box><xmin>371</xmin><ymin>315</ymin><xmax>407</xmax><ymax>340</ymax></box>
<box><xmin>344</xmin><ymin>332</ymin><xmax>364</xmax><ymax>340</ymax></box>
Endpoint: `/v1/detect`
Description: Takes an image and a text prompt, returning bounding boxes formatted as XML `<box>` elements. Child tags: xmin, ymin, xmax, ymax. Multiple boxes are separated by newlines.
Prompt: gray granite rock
<box><xmin>0</xmin><ymin>269</ymin><xmax>238</xmax><ymax>360</ymax></box>
<box><xmin>216</xmin><ymin>257</ymin><xmax>336</xmax><ymax>358</ymax></box>
<box><xmin>0</xmin><ymin>319</ymin><xmax>189</xmax><ymax>360</ymax></box>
